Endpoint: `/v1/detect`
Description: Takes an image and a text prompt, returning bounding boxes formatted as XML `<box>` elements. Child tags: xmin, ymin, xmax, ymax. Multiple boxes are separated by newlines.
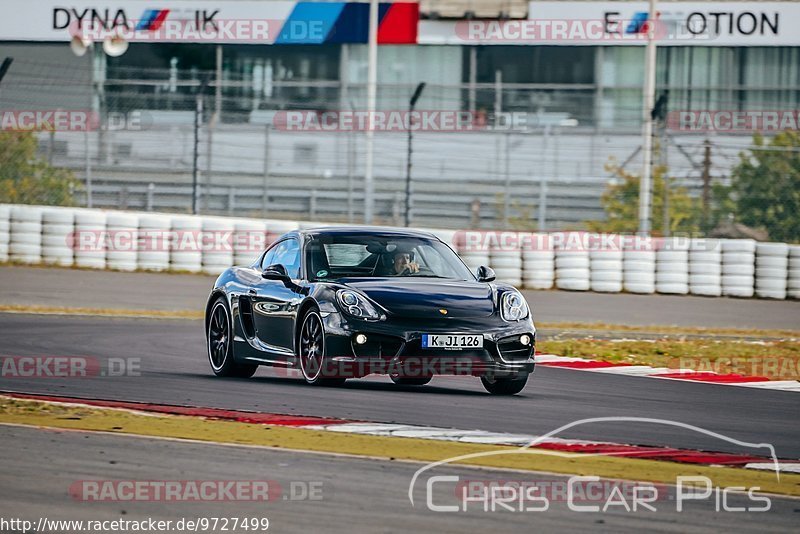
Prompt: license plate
<box><xmin>421</xmin><ymin>334</ymin><xmax>483</xmax><ymax>349</ymax></box>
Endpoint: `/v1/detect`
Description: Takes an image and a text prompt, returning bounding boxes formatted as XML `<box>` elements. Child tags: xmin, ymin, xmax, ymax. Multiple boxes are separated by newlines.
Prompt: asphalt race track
<box><xmin>2</xmin><ymin>425</ymin><xmax>796</xmax><ymax>533</ymax></box>
<box><xmin>0</xmin><ymin>313</ymin><xmax>798</xmax><ymax>459</ymax></box>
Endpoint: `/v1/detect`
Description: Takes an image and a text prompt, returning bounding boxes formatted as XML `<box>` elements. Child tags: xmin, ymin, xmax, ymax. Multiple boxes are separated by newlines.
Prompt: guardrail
<box><xmin>1</xmin><ymin>204</ymin><xmax>798</xmax><ymax>300</ymax></box>
<box><xmin>70</xmin><ymin>173</ymin><xmax>608</xmax><ymax>230</ymax></box>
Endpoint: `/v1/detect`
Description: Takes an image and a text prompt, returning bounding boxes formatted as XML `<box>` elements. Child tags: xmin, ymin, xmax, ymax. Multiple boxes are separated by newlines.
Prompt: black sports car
<box><xmin>205</xmin><ymin>227</ymin><xmax>535</xmax><ymax>395</ymax></box>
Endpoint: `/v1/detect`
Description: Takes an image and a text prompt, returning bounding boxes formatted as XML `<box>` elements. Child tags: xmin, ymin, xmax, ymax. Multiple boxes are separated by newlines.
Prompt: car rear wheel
<box><xmin>480</xmin><ymin>373</ymin><xmax>528</xmax><ymax>395</ymax></box>
<box><xmin>207</xmin><ymin>297</ymin><xmax>258</xmax><ymax>378</ymax></box>
<box><xmin>299</xmin><ymin>309</ymin><xmax>345</xmax><ymax>386</ymax></box>
<box><xmin>390</xmin><ymin>375</ymin><xmax>432</xmax><ymax>386</ymax></box>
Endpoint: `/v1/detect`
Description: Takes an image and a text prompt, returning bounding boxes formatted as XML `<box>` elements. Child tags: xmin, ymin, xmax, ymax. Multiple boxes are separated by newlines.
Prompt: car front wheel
<box><xmin>480</xmin><ymin>373</ymin><xmax>528</xmax><ymax>395</ymax></box>
<box><xmin>299</xmin><ymin>309</ymin><xmax>345</xmax><ymax>386</ymax></box>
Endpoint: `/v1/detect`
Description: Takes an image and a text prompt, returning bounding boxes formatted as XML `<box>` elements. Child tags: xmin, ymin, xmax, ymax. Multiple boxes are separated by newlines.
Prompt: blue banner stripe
<box><xmin>135</xmin><ymin>9</ymin><xmax>160</xmax><ymax>31</ymax></box>
<box><xmin>324</xmin><ymin>3</ymin><xmax>391</xmax><ymax>44</ymax></box>
<box><xmin>275</xmin><ymin>2</ymin><xmax>345</xmax><ymax>44</ymax></box>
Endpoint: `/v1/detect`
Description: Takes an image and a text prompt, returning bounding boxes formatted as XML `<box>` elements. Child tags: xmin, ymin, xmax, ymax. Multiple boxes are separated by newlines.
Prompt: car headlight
<box><xmin>501</xmin><ymin>290</ymin><xmax>529</xmax><ymax>321</ymax></box>
<box><xmin>336</xmin><ymin>289</ymin><xmax>381</xmax><ymax>320</ymax></box>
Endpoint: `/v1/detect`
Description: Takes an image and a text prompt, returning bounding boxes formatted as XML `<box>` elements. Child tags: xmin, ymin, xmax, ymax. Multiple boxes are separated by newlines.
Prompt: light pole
<box><xmin>364</xmin><ymin>0</ymin><xmax>378</xmax><ymax>224</ymax></box>
<box><xmin>638</xmin><ymin>0</ymin><xmax>658</xmax><ymax>235</ymax></box>
<box><xmin>69</xmin><ymin>32</ymin><xmax>128</xmax><ymax>209</ymax></box>
<box><xmin>405</xmin><ymin>82</ymin><xmax>426</xmax><ymax>227</ymax></box>
<box><xmin>192</xmin><ymin>75</ymin><xmax>210</xmax><ymax>215</ymax></box>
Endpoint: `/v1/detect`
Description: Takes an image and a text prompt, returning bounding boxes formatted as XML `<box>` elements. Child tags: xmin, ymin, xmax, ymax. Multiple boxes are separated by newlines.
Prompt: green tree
<box><xmin>588</xmin><ymin>158</ymin><xmax>700</xmax><ymax>235</ymax></box>
<box><xmin>726</xmin><ymin>131</ymin><xmax>800</xmax><ymax>242</ymax></box>
<box><xmin>0</xmin><ymin>131</ymin><xmax>78</xmax><ymax>206</ymax></box>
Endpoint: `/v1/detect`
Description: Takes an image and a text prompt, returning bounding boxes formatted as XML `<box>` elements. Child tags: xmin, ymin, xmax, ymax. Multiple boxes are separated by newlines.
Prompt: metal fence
<box><xmin>2</xmin><ymin>57</ymin><xmax>797</xmax><ymax>234</ymax></box>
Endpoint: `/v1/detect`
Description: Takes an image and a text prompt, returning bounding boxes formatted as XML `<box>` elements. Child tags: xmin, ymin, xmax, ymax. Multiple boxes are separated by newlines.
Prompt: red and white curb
<box><xmin>305</xmin><ymin>422</ymin><xmax>800</xmax><ymax>475</ymax></box>
<box><xmin>534</xmin><ymin>354</ymin><xmax>800</xmax><ymax>392</ymax></box>
<box><xmin>4</xmin><ymin>392</ymin><xmax>799</xmax><ymax>475</ymax></box>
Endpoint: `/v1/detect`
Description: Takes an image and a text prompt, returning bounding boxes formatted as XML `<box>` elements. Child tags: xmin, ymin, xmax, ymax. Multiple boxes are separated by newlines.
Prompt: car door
<box><xmin>250</xmin><ymin>238</ymin><xmax>303</xmax><ymax>357</ymax></box>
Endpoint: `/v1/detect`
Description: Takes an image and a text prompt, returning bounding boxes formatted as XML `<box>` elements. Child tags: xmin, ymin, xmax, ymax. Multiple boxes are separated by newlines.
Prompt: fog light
<box><xmin>519</xmin><ymin>334</ymin><xmax>531</xmax><ymax>346</ymax></box>
<box><xmin>355</xmin><ymin>334</ymin><xmax>368</xmax><ymax>345</ymax></box>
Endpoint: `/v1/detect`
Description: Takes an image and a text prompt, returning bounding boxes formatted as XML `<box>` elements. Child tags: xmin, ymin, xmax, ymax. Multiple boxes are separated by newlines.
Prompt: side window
<box><xmin>271</xmin><ymin>239</ymin><xmax>301</xmax><ymax>279</ymax></box>
<box><xmin>260</xmin><ymin>246</ymin><xmax>277</xmax><ymax>271</ymax></box>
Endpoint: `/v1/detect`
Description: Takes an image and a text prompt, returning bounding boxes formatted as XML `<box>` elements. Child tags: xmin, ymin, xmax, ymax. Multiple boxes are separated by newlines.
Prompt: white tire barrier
<box><xmin>589</xmin><ymin>270</ymin><xmax>624</xmax><ymax>283</ymax></box>
<box><xmin>492</xmin><ymin>268</ymin><xmax>522</xmax><ymax>287</ymax></box>
<box><xmin>490</xmin><ymin>254</ymin><xmax>523</xmax><ymax>269</ymax></box>
<box><xmin>4</xmin><ymin>204</ymin><xmax>800</xmax><ymax>303</ymax></box>
<box><xmin>722</xmin><ymin>263</ymin><xmax>755</xmax><ymax>276</ymax></box>
<box><xmin>0</xmin><ymin>205</ymin><xmax>9</xmax><ymax>262</ymax></box>
<box><xmin>623</xmin><ymin>246</ymin><xmax>656</xmax><ymax>294</ymax></box>
<box><xmin>689</xmin><ymin>238</ymin><xmax>721</xmax><ymax>297</ymax></box>
<box><xmin>234</xmin><ymin>219</ymin><xmax>267</xmax><ymax>267</ymax></box>
<box><xmin>522</xmin><ymin>233</ymin><xmax>554</xmax><ymax>290</ymax></box>
<box><xmin>589</xmin><ymin>234</ymin><xmax>622</xmax><ymax>293</ymax></box>
<box><xmin>790</xmin><ymin>246</ymin><xmax>800</xmax><ymax>300</ymax></box>
<box><xmin>489</xmin><ymin>246</ymin><xmax>522</xmax><ymax>286</ymax></box>
<box><xmin>10</xmin><ymin>206</ymin><xmax>43</xmax><ymax>263</ymax></box>
<box><xmin>555</xmin><ymin>255</ymin><xmax>590</xmax><ymax>270</ymax></box>
<box><xmin>73</xmin><ymin>210</ymin><xmax>107</xmax><ymax>269</ymax></box>
<box><xmin>756</xmin><ymin>255</ymin><xmax>789</xmax><ymax>269</ymax></box>
<box><xmin>523</xmin><ymin>259</ymin><xmax>555</xmax><ymax>271</ymax></box>
<box><xmin>689</xmin><ymin>262</ymin><xmax>721</xmax><ymax>275</ymax></box>
<box><xmin>656</xmin><ymin>238</ymin><xmax>689</xmax><ymax>295</ymax></box>
<box><xmin>690</xmin><ymin>274</ymin><xmax>722</xmax><ymax>286</ymax></box>
<box><xmin>622</xmin><ymin>260</ymin><xmax>656</xmax><ymax>294</ymax></box>
<box><xmin>41</xmin><ymin>208</ymin><xmax>74</xmax><ymax>266</ymax></box>
<box><xmin>138</xmin><ymin>214</ymin><xmax>171</xmax><ymax>271</ymax></box>
<box><xmin>722</xmin><ymin>239</ymin><xmax>755</xmax><ymax>298</ymax></box>
<box><xmin>169</xmin><ymin>216</ymin><xmax>203</xmax><ymax>273</ymax></box>
<box><xmin>459</xmin><ymin>251</ymin><xmax>490</xmax><ymax>273</ymax></box>
<box><xmin>591</xmin><ymin>258</ymin><xmax>624</xmax><ymax>271</ymax></box>
<box><xmin>623</xmin><ymin>259</ymin><xmax>657</xmax><ymax>272</ymax></box>
<box><xmin>556</xmin><ymin>277</ymin><xmax>591</xmax><ymax>291</ymax></box>
<box><xmin>656</xmin><ymin>272</ymin><xmax>689</xmax><ymax>284</ymax></box>
<box><xmin>755</xmin><ymin>242</ymin><xmax>788</xmax><ymax>299</ymax></box>
<box><xmin>722</xmin><ymin>239</ymin><xmax>757</xmax><ymax>253</ymax></box>
<box><xmin>202</xmin><ymin>217</ymin><xmax>235</xmax><ymax>276</ymax></box>
<box><xmin>555</xmin><ymin>233</ymin><xmax>589</xmax><ymax>291</ymax></box>
<box><xmin>105</xmin><ymin>212</ymin><xmax>139</xmax><ymax>271</ymax></box>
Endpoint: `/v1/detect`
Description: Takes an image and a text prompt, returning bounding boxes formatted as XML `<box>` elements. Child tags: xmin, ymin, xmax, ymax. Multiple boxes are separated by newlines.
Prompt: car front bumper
<box><xmin>320</xmin><ymin>311</ymin><xmax>536</xmax><ymax>379</ymax></box>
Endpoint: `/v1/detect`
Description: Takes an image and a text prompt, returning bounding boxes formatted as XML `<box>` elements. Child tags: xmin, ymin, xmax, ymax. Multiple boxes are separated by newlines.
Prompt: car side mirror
<box><xmin>477</xmin><ymin>265</ymin><xmax>496</xmax><ymax>282</ymax></box>
<box><xmin>262</xmin><ymin>263</ymin><xmax>290</xmax><ymax>282</ymax></box>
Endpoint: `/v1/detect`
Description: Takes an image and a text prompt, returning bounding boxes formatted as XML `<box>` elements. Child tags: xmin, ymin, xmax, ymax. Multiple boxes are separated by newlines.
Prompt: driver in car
<box><xmin>392</xmin><ymin>250</ymin><xmax>419</xmax><ymax>275</ymax></box>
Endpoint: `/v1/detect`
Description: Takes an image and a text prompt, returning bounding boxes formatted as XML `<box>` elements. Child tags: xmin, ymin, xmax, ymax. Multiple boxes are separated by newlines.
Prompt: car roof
<box><xmin>299</xmin><ymin>226</ymin><xmax>439</xmax><ymax>239</ymax></box>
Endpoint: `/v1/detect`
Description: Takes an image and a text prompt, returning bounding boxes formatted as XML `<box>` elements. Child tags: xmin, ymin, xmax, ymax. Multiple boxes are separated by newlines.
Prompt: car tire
<box><xmin>298</xmin><ymin>309</ymin><xmax>346</xmax><ymax>387</ymax></box>
<box><xmin>390</xmin><ymin>375</ymin><xmax>432</xmax><ymax>386</ymax></box>
<box><xmin>480</xmin><ymin>374</ymin><xmax>528</xmax><ymax>395</ymax></box>
<box><xmin>207</xmin><ymin>297</ymin><xmax>258</xmax><ymax>378</ymax></box>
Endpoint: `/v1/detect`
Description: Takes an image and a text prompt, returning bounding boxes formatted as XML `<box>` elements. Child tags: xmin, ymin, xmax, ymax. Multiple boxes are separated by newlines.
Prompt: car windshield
<box><xmin>306</xmin><ymin>233</ymin><xmax>475</xmax><ymax>281</ymax></box>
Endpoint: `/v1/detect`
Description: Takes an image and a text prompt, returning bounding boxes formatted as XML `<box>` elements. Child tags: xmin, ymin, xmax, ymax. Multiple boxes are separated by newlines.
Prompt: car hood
<box><xmin>341</xmin><ymin>278</ymin><xmax>495</xmax><ymax>319</ymax></box>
